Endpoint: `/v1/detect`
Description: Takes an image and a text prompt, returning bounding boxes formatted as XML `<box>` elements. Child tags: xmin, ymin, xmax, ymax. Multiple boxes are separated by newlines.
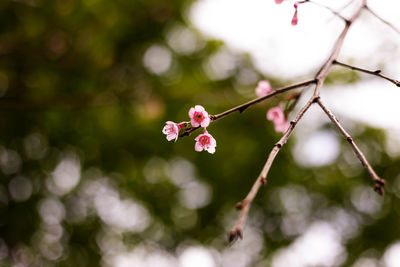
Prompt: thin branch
<box><xmin>229</xmin><ymin>96</ymin><xmax>317</xmax><ymax>243</ymax></box>
<box><xmin>179</xmin><ymin>78</ymin><xmax>317</xmax><ymax>137</ymax></box>
<box><xmin>213</xmin><ymin>79</ymin><xmax>317</xmax><ymax>121</ymax></box>
<box><xmin>314</xmin><ymin>0</ymin><xmax>366</xmax><ymax>89</ymax></box>
<box><xmin>316</xmin><ymin>98</ymin><xmax>386</xmax><ymax>195</ymax></box>
<box><xmin>333</xmin><ymin>60</ymin><xmax>400</xmax><ymax>87</ymax></box>
<box><xmin>306</xmin><ymin>0</ymin><xmax>348</xmax><ymax>22</ymax></box>
<box><xmin>365</xmin><ymin>6</ymin><xmax>400</xmax><ymax>35</ymax></box>
<box><xmin>337</xmin><ymin>0</ymin><xmax>356</xmax><ymax>14</ymax></box>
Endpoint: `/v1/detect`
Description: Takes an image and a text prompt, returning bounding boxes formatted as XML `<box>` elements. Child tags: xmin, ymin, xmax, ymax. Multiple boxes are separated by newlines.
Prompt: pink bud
<box><xmin>291</xmin><ymin>10</ymin><xmax>298</xmax><ymax>26</ymax></box>
<box><xmin>267</xmin><ymin>105</ymin><xmax>288</xmax><ymax>133</ymax></box>
<box><xmin>255</xmin><ymin>80</ymin><xmax>273</xmax><ymax>97</ymax></box>
<box><xmin>294</xmin><ymin>2</ymin><xmax>299</xmax><ymax>8</ymax></box>
<box><xmin>188</xmin><ymin>105</ymin><xmax>211</xmax><ymax>128</ymax></box>
<box><xmin>194</xmin><ymin>130</ymin><xmax>217</xmax><ymax>154</ymax></box>
<box><xmin>275</xmin><ymin>0</ymin><xmax>284</xmax><ymax>4</ymax></box>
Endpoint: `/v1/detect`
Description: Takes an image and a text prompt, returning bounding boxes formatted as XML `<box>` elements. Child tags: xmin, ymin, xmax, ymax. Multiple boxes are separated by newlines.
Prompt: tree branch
<box><xmin>306</xmin><ymin>0</ymin><xmax>348</xmax><ymax>22</ymax></box>
<box><xmin>333</xmin><ymin>60</ymin><xmax>400</xmax><ymax>87</ymax></box>
<box><xmin>314</xmin><ymin>0</ymin><xmax>365</xmax><ymax>90</ymax></box>
<box><xmin>316</xmin><ymin>98</ymin><xmax>386</xmax><ymax>195</ymax></box>
<box><xmin>365</xmin><ymin>5</ymin><xmax>400</xmax><ymax>35</ymax></box>
<box><xmin>229</xmin><ymin>96</ymin><xmax>317</xmax><ymax>243</ymax></box>
<box><xmin>179</xmin><ymin>79</ymin><xmax>317</xmax><ymax>137</ymax></box>
<box><xmin>212</xmin><ymin>79</ymin><xmax>317</xmax><ymax>121</ymax></box>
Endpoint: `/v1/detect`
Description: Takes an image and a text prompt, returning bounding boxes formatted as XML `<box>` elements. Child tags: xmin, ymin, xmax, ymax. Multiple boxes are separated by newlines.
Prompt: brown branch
<box><xmin>314</xmin><ymin>0</ymin><xmax>365</xmax><ymax>90</ymax></box>
<box><xmin>333</xmin><ymin>60</ymin><xmax>400</xmax><ymax>87</ymax></box>
<box><xmin>306</xmin><ymin>0</ymin><xmax>348</xmax><ymax>22</ymax></box>
<box><xmin>316</xmin><ymin>98</ymin><xmax>386</xmax><ymax>195</ymax></box>
<box><xmin>228</xmin><ymin>0</ymin><xmax>380</xmax><ymax>243</ymax></box>
<box><xmin>337</xmin><ymin>0</ymin><xmax>355</xmax><ymax>14</ymax></box>
<box><xmin>365</xmin><ymin>6</ymin><xmax>400</xmax><ymax>35</ymax></box>
<box><xmin>229</xmin><ymin>96</ymin><xmax>317</xmax><ymax>243</ymax></box>
<box><xmin>213</xmin><ymin>79</ymin><xmax>317</xmax><ymax>121</ymax></box>
<box><xmin>180</xmin><ymin>125</ymin><xmax>201</xmax><ymax>137</ymax></box>
<box><xmin>179</xmin><ymin>79</ymin><xmax>317</xmax><ymax>137</ymax></box>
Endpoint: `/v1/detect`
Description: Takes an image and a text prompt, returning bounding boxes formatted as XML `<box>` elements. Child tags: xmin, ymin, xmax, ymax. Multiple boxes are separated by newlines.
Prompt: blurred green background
<box><xmin>1</xmin><ymin>0</ymin><xmax>400</xmax><ymax>266</ymax></box>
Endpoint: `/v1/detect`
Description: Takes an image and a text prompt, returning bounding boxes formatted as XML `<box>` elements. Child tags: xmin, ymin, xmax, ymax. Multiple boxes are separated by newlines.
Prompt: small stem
<box><xmin>333</xmin><ymin>60</ymin><xmax>400</xmax><ymax>87</ymax></box>
<box><xmin>337</xmin><ymin>0</ymin><xmax>356</xmax><ymax>14</ymax></box>
<box><xmin>365</xmin><ymin>6</ymin><xmax>400</xmax><ymax>35</ymax></box>
<box><xmin>316</xmin><ymin>98</ymin><xmax>386</xmax><ymax>195</ymax></box>
<box><xmin>307</xmin><ymin>0</ymin><xmax>348</xmax><ymax>22</ymax></box>
<box><xmin>229</xmin><ymin>96</ymin><xmax>317</xmax><ymax>242</ymax></box>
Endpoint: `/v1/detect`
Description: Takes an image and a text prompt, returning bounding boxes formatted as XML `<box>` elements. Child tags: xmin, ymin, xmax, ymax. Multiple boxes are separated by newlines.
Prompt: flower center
<box><xmin>194</xmin><ymin>112</ymin><xmax>205</xmax><ymax>123</ymax></box>
<box><xmin>199</xmin><ymin>135</ymin><xmax>210</xmax><ymax>146</ymax></box>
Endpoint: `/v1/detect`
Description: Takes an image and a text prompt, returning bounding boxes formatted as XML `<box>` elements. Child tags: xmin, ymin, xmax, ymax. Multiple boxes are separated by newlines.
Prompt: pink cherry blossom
<box><xmin>194</xmin><ymin>130</ymin><xmax>216</xmax><ymax>154</ymax></box>
<box><xmin>291</xmin><ymin>10</ymin><xmax>298</xmax><ymax>25</ymax></box>
<box><xmin>267</xmin><ymin>105</ymin><xmax>285</xmax><ymax>122</ymax></box>
<box><xmin>273</xmin><ymin>119</ymin><xmax>288</xmax><ymax>133</ymax></box>
<box><xmin>255</xmin><ymin>80</ymin><xmax>273</xmax><ymax>97</ymax></box>
<box><xmin>162</xmin><ymin>121</ymin><xmax>186</xmax><ymax>142</ymax></box>
<box><xmin>267</xmin><ymin>105</ymin><xmax>288</xmax><ymax>133</ymax></box>
<box><xmin>188</xmin><ymin>105</ymin><xmax>211</xmax><ymax>128</ymax></box>
<box><xmin>275</xmin><ymin>0</ymin><xmax>283</xmax><ymax>4</ymax></box>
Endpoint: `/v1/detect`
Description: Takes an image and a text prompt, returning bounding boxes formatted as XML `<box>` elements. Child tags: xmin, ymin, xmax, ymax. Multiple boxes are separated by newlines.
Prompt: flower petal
<box><xmin>194</xmin><ymin>105</ymin><xmax>205</xmax><ymax>112</ymax></box>
<box><xmin>188</xmin><ymin>107</ymin><xmax>195</xmax><ymax>118</ymax></box>
<box><xmin>195</xmin><ymin>141</ymin><xmax>204</xmax><ymax>152</ymax></box>
<box><xmin>206</xmin><ymin>146</ymin><xmax>215</xmax><ymax>154</ymax></box>
<box><xmin>201</xmin><ymin>116</ymin><xmax>210</xmax><ymax>128</ymax></box>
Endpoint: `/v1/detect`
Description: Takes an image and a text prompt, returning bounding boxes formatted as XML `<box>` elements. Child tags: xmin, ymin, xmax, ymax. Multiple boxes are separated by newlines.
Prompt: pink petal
<box><xmin>191</xmin><ymin>119</ymin><xmax>200</xmax><ymax>127</ymax></box>
<box><xmin>167</xmin><ymin>134</ymin><xmax>177</xmax><ymax>141</ymax></box>
<box><xmin>188</xmin><ymin>107</ymin><xmax>195</xmax><ymax>118</ymax></box>
<box><xmin>274</xmin><ymin>121</ymin><xmax>288</xmax><ymax>133</ymax></box>
<box><xmin>195</xmin><ymin>141</ymin><xmax>204</xmax><ymax>152</ymax></box>
<box><xmin>209</xmin><ymin>136</ymin><xmax>216</xmax><ymax>147</ymax></box>
<box><xmin>255</xmin><ymin>80</ymin><xmax>273</xmax><ymax>97</ymax></box>
<box><xmin>162</xmin><ymin>121</ymin><xmax>179</xmax><ymax>141</ymax></box>
<box><xmin>267</xmin><ymin>105</ymin><xmax>288</xmax><ymax>133</ymax></box>
<box><xmin>162</xmin><ymin>121</ymin><xmax>173</xmax><ymax>134</ymax></box>
<box><xmin>267</xmin><ymin>106</ymin><xmax>285</xmax><ymax>123</ymax></box>
<box><xmin>200</xmin><ymin>116</ymin><xmax>211</xmax><ymax>128</ymax></box>
<box><xmin>194</xmin><ymin>105</ymin><xmax>205</xmax><ymax>112</ymax></box>
<box><xmin>206</xmin><ymin>146</ymin><xmax>215</xmax><ymax>154</ymax></box>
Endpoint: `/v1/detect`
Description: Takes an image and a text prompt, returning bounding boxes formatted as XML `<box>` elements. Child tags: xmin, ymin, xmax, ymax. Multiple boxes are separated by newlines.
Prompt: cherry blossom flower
<box><xmin>255</xmin><ymin>80</ymin><xmax>273</xmax><ymax>97</ymax></box>
<box><xmin>267</xmin><ymin>105</ymin><xmax>288</xmax><ymax>133</ymax></box>
<box><xmin>188</xmin><ymin>105</ymin><xmax>211</xmax><ymax>128</ymax></box>
<box><xmin>275</xmin><ymin>0</ymin><xmax>283</xmax><ymax>4</ymax></box>
<box><xmin>273</xmin><ymin>119</ymin><xmax>288</xmax><ymax>133</ymax></box>
<box><xmin>194</xmin><ymin>130</ymin><xmax>217</xmax><ymax>154</ymax></box>
<box><xmin>267</xmin><ymin>105</ymin><xmax>285</xmax><ymax>122</ymax></box>
<box><xmin>162</xmin><ymin>121</ymin><xmax>186</xmax><ymax>142</ymax></box>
